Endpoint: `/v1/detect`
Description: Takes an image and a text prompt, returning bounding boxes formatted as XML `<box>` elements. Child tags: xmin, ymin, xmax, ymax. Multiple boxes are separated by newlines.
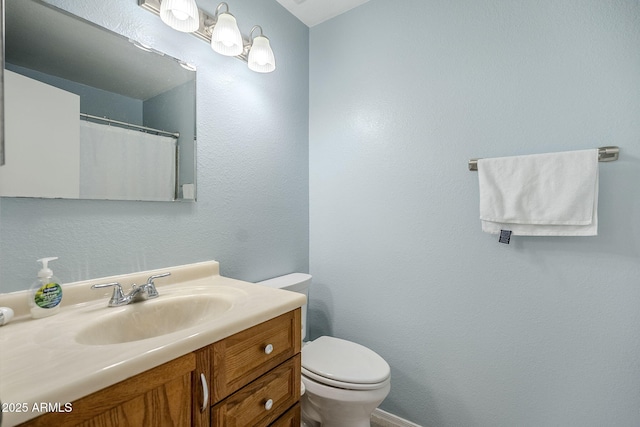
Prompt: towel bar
<box><xmin>468</xmin><ymin>146</ymin><xmax>619</xmax><ymax>171</ymax></box>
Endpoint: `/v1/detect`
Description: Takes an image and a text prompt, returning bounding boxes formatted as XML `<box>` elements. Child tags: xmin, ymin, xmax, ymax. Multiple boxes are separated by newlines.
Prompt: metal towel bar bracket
<box><xmin>468</xmin><ymin>146</ymin><xmax>619</xmax><ymax>171</ymax></box>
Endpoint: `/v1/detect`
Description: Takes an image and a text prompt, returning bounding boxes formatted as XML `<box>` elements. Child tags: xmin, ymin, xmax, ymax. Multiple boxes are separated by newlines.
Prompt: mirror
<box><xmin>1</xmin><ymin>0</ymin><xmax>196</xmax><ymax>201</ymax></box>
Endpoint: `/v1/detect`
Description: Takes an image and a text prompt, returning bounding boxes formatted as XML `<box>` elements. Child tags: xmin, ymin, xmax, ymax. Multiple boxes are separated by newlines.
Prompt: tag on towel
<box><xmin>499</xmin><ymin>230</ymin><xmax>512</xmax><ymax>244</ymax></box>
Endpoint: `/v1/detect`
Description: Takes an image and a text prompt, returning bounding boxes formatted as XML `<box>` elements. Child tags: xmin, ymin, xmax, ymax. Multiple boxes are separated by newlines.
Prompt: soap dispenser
<box><xmin>28</xmin><ymin>257</ymin><xmax>63</xmax><ymax>319</ymax></box>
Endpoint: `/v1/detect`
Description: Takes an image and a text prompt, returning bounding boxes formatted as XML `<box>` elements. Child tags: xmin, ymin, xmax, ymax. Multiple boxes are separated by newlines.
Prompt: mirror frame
<box><xmin>1</xmin><ymin>0</ymin><xmax>5</xmax><ymax>166</ymax></box>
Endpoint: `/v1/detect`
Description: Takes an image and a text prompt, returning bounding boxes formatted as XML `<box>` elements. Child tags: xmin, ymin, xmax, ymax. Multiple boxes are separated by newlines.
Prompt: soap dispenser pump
<box><xmin>28</xmin><ymin>257</ymin><xmax>63</xmax><ymax>319</ymax></box>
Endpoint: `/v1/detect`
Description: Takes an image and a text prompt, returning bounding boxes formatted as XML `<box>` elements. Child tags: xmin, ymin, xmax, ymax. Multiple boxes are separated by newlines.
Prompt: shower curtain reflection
<box><xmin>79</xmin><ymin>120</ymin><xmax>177</xmax><ymax>201</ymax></box>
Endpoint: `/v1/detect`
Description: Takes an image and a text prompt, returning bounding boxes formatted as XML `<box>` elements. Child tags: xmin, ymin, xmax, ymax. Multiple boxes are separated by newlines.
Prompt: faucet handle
<box><xmin>91</xmin><ymin>282</ymin><xmax>127</xmax><ymax>306</ymax></box>
<box><xmin>146</xmin><ymin>272</ymin><xmax>171</xmax><ymax>285</ymax></box>
<box><xmin>143</xmin><ymin>272</ymin><xmax>171</xmax><ymax>298</ymax></box>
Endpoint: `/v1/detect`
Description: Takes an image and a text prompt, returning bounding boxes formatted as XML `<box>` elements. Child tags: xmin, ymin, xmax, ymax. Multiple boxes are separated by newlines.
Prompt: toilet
<box><xmin>257</xmin><ymin>273</ymin><xmax>391</xmax><ymax>427</ymax></box>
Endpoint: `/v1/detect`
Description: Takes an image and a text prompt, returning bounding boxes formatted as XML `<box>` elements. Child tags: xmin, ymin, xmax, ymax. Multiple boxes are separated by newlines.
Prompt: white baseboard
<box><xmin>371</xmin><ymin>408</ymin><xmax>422</xmax><ymax>427</ymax></box>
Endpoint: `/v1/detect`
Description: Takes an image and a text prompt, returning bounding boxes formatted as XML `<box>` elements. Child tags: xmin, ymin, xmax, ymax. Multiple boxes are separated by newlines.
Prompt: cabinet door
<box><xmin>79</xmin><ymin>374</ymin><xmax>192</xmax><ymax>427</ymax></box>
<box><xmin>19</xmin><ymin>354</ymin><xmax>195</xmax><ymax>427</ymax></box>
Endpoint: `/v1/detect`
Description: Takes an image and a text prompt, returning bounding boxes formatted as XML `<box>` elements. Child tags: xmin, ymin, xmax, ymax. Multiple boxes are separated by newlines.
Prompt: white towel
<box><xmin>478</xmin><ymin>149</ymin><xmax>599</xmax><ymax>236</ymax></box>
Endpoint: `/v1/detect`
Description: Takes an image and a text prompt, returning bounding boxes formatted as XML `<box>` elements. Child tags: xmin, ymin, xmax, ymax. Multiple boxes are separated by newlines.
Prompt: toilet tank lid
<box><xmin>256</xmin><ymin>273</ymin><xmax>311</xmax><ymax>292</ymax></box>
<box><xmin>302</xmin><ymin>336</ymin><xmax>390</xmax><ymax>385</ymax></box>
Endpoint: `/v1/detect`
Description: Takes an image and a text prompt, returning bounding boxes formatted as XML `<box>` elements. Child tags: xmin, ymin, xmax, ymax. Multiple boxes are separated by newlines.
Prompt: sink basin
<box><xmin>75</xmin><ymin>294</ymin><xmax>232</xmax><ymax>345</ymax></box>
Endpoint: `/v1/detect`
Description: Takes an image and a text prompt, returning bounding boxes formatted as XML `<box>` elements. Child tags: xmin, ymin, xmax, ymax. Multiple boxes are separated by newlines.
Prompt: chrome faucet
<box><xmin>91</xmin><ymin>272</ymin><xmax>171</xmax><ymax>307</ymax></box>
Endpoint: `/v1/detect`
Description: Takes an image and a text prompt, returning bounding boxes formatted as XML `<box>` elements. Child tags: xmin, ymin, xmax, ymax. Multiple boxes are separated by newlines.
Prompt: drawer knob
<box><xmin>265</xmin><ymin>399</ymin><xmax>274</xmax><ymax>411</ymax></box>
<box><xmin>264</xmin><ymin>344</ymin><xmax>274</xmax><ymax>355</ymax></box>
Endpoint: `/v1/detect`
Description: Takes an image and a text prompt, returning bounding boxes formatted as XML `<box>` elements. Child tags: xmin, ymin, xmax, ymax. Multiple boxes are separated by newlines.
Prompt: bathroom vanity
<box><xmin>0</xmin><ymin>261</ymin><xmax>305</xmax><ymax>426</ymax></box>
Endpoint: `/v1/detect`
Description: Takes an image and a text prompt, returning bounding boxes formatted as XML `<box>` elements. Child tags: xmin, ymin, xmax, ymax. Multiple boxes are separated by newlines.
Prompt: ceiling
<box><xmin>276</xmin><ymin>0</ymin><xmax>371</xmax><ymax>27</ymax></box>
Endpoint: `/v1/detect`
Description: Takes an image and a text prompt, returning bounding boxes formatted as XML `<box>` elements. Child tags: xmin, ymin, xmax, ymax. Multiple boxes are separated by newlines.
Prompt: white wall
<box><xmin>1</xmin><ymin>71</ymin><xmax>80</xmax><ymax>198</ymax></box>
<box><xmin>309</xmin><ymin>0</ymin><xmax>640</xmax><ymax>425</ymax></box>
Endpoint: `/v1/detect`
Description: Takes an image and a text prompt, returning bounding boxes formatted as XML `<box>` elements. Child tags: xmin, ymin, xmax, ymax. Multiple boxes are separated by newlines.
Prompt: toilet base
<box><xmin>301</xmin><ymin>375</ymin><xmax>391</xmax><ymax>427</ymax></box>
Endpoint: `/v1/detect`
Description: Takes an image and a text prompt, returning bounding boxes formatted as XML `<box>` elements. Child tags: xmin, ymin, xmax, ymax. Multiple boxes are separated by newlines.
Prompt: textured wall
<box><xmin>309</xmin><ymin>0</ymin><xmax>640</xmax><ymax>425</ymax></box>
<box><xmin>0</xmin><ymin>0</ymin><xmax>309</xmax><ymax>291</ymax></box>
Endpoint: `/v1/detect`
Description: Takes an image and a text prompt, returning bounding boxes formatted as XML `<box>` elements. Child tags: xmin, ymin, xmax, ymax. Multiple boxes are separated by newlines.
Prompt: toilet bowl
<box><xmin>257</xmin><ymin>274</ymin><xmax>391</xmax><ymax>427</ymax></box>
<box><xmin>301</xmin><ymin>335</ymin><xmax>391</xmax><ymax>427</ymax></box>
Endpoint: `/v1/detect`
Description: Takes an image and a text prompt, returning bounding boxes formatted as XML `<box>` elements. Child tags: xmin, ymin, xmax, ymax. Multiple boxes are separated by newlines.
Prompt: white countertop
<box><xmin>0</xmin><ymin>261</ymin><xmax>305</xmax><ymax>426</ymax></box>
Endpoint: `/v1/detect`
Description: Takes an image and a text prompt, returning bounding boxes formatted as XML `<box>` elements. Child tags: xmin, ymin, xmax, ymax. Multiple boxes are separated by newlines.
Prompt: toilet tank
<box><xmin>257</xmin><ymin>273</ymin><xmax>311</xmax><ymax>340</ymax></box>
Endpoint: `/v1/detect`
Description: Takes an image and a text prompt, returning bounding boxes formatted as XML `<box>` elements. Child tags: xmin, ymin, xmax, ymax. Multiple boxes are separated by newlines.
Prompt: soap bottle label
<box><xmin>35</xmin><ymin>283</ymin><xmax>63</xmax><ymax>309</ymax></box>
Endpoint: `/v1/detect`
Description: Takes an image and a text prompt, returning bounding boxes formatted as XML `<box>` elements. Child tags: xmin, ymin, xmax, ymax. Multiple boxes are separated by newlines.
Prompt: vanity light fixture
<box><xmin>160</xmin><ymin>0</ymin><xmax>199</xmax><ymax>33</ymax></box>
<box><xmin>139</xmin><ymin>0</ymin><xmax>276</xmax><ymax>73</ymax></box>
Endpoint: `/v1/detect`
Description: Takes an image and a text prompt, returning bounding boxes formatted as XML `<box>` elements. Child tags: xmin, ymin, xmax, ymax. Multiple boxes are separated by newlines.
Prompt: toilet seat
<box><xmin>302</xmin><ymin>336</ymin><xmax>390</xmax><ymax>391</ymax></box>
<box><xmin>302</xmin><ymin>367</ymin><xmax>390</xmax><ymax>390</ymax></box>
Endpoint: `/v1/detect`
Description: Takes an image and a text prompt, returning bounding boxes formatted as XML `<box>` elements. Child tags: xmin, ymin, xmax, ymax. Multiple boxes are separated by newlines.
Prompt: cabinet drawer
<box><xmin>212</xmin><ymin>309</ymin><xmax>301</xmax><ymax>402</ymax></box>
<box><xmin>271</xmin><ymin>403</ymin><xmax>301</xmax><ymax>427</ymax></box>
<box><xmin>211</xmin><ymin>354</ymin><xmax>301</xmax><ymax>427</ymax></box>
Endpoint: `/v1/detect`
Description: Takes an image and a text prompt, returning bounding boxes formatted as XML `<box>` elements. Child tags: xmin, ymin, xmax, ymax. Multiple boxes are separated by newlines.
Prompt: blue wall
<box><xmin>309</xmin><ymin>0</ymin><xmax>640</xmax><ymax>425</ymax></box>
<box><xmin>143</xmin><ymin>81</ymin><xmax>197</xmax><ymax>194</ymax></box>
<box><xmin>0</xmin><ymin>0</ymin><xmax>309</xmax><ymax>291</ymax></box>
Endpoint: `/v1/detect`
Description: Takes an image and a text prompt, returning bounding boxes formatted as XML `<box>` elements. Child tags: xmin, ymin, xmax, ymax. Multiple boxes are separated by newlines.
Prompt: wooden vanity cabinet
<box><xmin>19</xmin><ymin>308</ymin><xmax>302</xmax><ymax>427</ymax></box>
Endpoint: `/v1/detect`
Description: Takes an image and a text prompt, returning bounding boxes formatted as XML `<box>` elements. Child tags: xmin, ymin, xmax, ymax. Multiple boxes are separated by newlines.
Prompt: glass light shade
<box><xmin>248</xmin><ymin>36</ymin><xmax>275</xmax><ymax>73</ymax></box>
<box><xmin>160</xmin><ymin>0</ymin><xmax>199</xmax><ymax>33</ymax></box>
<box><xmin>210</xmin><ymin>13</ymin><xmax>243</xmax><ymax>56</ymax></box>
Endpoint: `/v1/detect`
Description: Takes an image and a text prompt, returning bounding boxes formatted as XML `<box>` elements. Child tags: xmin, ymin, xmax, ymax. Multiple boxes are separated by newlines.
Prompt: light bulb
<box><xmin>248</xmin><ymin>36</ymin><xmax>275</xmax><ymax>73</ymax></box>
<box><xmin>160</xmin><ymin>0</ymin><xmax>199</xmax><ymax>33</ymax></box>
<box><xmin>171</xmin><ymin>10</ymin><xmax>189</xmax><ymax>21</ymax></box>
<box><xmin>210</xmin><ymin>13</ymin><xmax>243</xmax><ymax>56</ymax></box>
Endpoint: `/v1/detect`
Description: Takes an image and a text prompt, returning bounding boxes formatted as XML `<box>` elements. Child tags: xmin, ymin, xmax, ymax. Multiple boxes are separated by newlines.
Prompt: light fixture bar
<box><xmin>138</xmin><ymin>0</ymin><xmax>249</xmax><ymax>61</ymax></box>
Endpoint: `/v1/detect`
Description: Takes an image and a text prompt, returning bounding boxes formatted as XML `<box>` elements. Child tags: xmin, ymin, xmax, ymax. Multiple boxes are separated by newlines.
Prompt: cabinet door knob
<box><xmin>264</xmin><ymin>344</ymin><xmax>274</xmax><ymax>355</ymax></box>
<box><xmin>265</xmin><ymin>399</ymin><xmax>274</xmax><ymax>411</ymax></box>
